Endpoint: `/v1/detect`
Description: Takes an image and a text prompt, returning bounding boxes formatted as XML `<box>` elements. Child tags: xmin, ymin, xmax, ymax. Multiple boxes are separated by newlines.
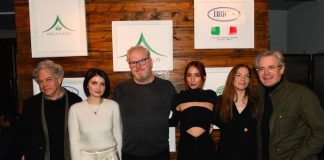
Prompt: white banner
<box><xmin>112</xmin><ymin>20</ymin><xmax>173</xmax><ymax>71</ymax></box>
<box><xmin>204</xmin><ymin>67</ymin><xmax>232</xmax><ymax>96</ymax></box>
<box><xmin>169</xmin><ymin>127</ymin><xmax>176</xmax><ymax>152</ymax></box>
<box><xmin>33</xmin><ymin>78</ymin><xmax>86</xmax><ymax>100</ymax></box>
<box><xmin>204</xmin><ymin>67</ymin><xmax>232</xmax><ymax>129</ymax></box>
<box><xmin>29</xmin><ymin>0</ymin><xmax>87</xmax><ymax>57</ymax></box>
<box><xmin>194</xmin><ymin>0</ymin><xmax>254</xmax><ymax>49</ymax></box>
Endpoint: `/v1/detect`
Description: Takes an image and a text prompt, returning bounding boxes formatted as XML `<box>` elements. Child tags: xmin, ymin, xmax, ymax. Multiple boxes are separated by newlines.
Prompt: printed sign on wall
<box><xmin>204</xmin><ymin>67</ymin><xmax>232</xmax><ymax>129</ymax></box>
<box><xmin>33</xmin><ymin>78</ymin><xmax>86</xmax><ymax>100</ymax></box>
<box><xmin>29</xmin><ymin>0</ymin><xmax>87</xmax><ymax>57</ymax></box>
<box><xmin>194</xmin><ymin>0</ymin><xmax>254</xmax><ymax>49</ymax></box>
<box><xmin>204</xmin><ymin>67</ymin><xmax>232</xmax><ymax>96</ymax></box>
<box><xmin>112</xmin><ymin>20</ymin><xmax>173</xmax><ymax>71</ymax></box>
<box><xmin>169</xmin><ymin>127</ymin><xmax>176</xmax><ymax>152</ymax></box>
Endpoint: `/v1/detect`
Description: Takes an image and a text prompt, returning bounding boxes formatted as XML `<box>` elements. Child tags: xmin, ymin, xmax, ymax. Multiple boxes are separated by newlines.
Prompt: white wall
<box><xmin>288</xmin><ymin>0</ymin><xmax>324</xmax><ymax>54</ymax></box>
<box><xmin>269</xmin><ymin>10</ymin><xmax>287</xmax><ymax>52</ymax></box>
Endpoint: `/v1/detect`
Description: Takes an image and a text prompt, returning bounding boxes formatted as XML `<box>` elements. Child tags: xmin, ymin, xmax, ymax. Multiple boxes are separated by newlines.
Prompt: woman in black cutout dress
<box><xmin>169</xmin><ymin>61</ymin><xmax>217</xmax><ymax>160</ymax></box>
<box><xmin>214</xmin><ymin>64</ymin><xmax>259</xmax><ymax>160</ymax></box>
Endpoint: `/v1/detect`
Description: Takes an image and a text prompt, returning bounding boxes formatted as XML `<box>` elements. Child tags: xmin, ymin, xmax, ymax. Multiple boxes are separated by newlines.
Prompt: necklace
<box><xmin>87</xmin><ymin>100</ymin><xmax>102</xmax><ymax>115</ymax></box>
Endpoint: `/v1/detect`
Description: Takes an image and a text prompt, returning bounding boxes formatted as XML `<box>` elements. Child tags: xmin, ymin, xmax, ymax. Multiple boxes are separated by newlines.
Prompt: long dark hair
<box><xmin>184</xmin><ymin>61</ymin><xmax>206</xmax><ymax>90</ymax></box>
<box><xmin>218</xmin><ymin>64</ymin><xmax>258</xmax><ymax>122</ymax></box>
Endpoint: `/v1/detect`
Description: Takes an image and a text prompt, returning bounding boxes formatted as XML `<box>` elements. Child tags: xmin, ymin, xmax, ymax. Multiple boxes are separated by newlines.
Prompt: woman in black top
<box><xmin>214</xmin><ymin>64</ymin><xmax>259</xmax><ymax>160</ymax></box>
<box><xmin>169</xmin><ymin>61</ymin><xmax>217</xmax><ymax>160</ymax></box>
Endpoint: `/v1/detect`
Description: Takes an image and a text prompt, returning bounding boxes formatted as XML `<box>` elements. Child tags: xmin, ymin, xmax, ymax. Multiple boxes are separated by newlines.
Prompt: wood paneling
<box><xmin>14</xmin><ymin>0</ymin><xmax>268</xmax><ymax>159</ymax></box>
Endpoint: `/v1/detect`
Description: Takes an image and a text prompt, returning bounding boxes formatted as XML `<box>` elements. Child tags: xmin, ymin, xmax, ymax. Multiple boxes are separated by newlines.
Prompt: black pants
<box><xmin>177</xmin><ymin>131</ymin><xmax>217</xmax><ymax>160</ymax></box>
<box><xmin>122</xmin><ymin>149</ymin><xmax>170</xmax><ymax>160</ymax></box>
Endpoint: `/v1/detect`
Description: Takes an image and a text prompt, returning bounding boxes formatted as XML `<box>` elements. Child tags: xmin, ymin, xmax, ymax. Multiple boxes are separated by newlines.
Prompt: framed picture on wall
<box><xmin>29</xmin><ymin>0</ymin><xmax>88</xmax><ymax>58</ymax></box>
<box><xmin>112</xmin><ymin>20</ymin><xmax>173</xmax><ymax>71</ymax></box>
<box><xmin>194</xmin><ymin>0</ymin><xmax>254</xmax><ymax>49</ymax></box>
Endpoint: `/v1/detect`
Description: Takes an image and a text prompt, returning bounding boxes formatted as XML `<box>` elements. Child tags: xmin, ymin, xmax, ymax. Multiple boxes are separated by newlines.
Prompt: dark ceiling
<box><xmin>0</xmin><ymin>0</ymin><xmax>15</xmax><ymax>31</ymax></box>
<box><xmin>269</xmin><ymin>0</ymin><xmax>314</xmax><ymax>10</ymax></box>
<box><xmin>0</xmin><ymin>0</ymin><xmax>314</xmax><ymax>32</ymax></box>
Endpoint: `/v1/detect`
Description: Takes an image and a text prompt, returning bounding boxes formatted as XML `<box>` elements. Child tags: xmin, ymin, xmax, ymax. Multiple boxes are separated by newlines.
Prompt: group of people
<box><xmin>15</xmin><ymin>46</ymin><xmax>324</xmax><ymax>160</ymax></box>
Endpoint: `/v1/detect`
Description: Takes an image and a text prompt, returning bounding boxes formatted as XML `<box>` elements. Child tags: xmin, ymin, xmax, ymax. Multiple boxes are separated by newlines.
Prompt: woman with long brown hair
<box><xmin>214</xmin><ymin>64</ymin><xmax>259</xmax><ymax>160</ymax></box>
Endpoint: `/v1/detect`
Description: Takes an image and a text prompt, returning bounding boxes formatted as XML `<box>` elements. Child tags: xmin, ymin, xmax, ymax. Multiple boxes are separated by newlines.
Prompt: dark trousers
<box><xmin>122</xmin><ymin>149</ymin><xmax>170</xmax><ymax>160</ymax></box>
<box><xmin>177</xmin><ymin>132</ymin><xmax>217</xmax><ymax>160</ymax></box>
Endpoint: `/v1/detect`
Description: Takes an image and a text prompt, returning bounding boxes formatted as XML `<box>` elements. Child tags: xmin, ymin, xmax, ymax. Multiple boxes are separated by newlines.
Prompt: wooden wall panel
<box><xmin>14</xmin><ymin>0</ymin><xmax>268</xmax><ymax>159</ymax></box>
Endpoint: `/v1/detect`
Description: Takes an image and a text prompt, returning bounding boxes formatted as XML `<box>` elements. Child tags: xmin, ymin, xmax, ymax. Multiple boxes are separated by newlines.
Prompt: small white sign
<box><xmin>204</xmin><ymin>67</ymin><xmax>232</xmax><ymax>96</ymax></box>
<box><xmin>112</xmin><ymin>20</ymin><xmax>173</xmax><ymax>71</ymax></box>
<box><xmin>205</xmin><ymin>67</ymin><xmax>232</xmax><ymax>130</ymax></box>
<box><xmin>194</xmin><ymin>0</ymin><xmax>254</xmax><ymax>49</ymax></box>
<box><xmin>169</xmin><ymin>127</ymin><xmax>176</xmax><ymax>152</ymax></box>
<box><xmin>29</xmin><ymin>0</ymin><xmax>88</xmax><ymax>57</ymax></box>
<box><xmin>33</xmin><ymin>77</ymin><xmax>86</xmax><ymax>100</ymax></box>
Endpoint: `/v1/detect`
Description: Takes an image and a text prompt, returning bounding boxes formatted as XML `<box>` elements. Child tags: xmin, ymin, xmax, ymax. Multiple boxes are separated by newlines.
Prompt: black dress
<box><xmin>169</xmin><ymin>89</ymin><xmax>217</xmax><ymax>160</ymax></box>
<box><xmin>214</xmin><ymin>96</ymin><xmax>257</xmax><ymax>160</ymax></box>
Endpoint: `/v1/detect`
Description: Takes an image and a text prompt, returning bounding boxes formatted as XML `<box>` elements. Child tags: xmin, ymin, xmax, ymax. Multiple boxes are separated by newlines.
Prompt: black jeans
<box><xmin>122</xmin><ymin>149</ymin><xmax>170</xmax><ymax>160</ymax></box>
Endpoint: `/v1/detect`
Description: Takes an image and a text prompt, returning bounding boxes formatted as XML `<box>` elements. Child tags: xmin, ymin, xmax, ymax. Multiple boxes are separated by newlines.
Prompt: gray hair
<box><xmin>254</xmin><ymin>50</ymin><xmax>285</xmax><ymax>68</ymax></box>
<box><xmin>32</xmin><ymin>60</ymin><xmax>64</xmax><ymax>82</ymax></box>
<box><xmin>126</xmin><ymin>45</ymin><xmax>151</xmax><ymax>61</ymax></box>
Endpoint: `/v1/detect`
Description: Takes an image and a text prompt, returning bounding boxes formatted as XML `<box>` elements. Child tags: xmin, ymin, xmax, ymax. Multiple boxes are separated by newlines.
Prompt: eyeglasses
<box><xmin>128</xmin><ymin>57</ymin><xmax>150</xmax><ymax>68</ymax></box>
<box><xmin>256</xmin><ymin>65</ymin><xmax>282</xmax><ymax>73</ymax></box>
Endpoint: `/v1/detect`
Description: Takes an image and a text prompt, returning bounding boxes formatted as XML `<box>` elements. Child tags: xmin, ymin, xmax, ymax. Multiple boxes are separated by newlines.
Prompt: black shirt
<box><xmin>169</xmin><ymin>89</ymin><xmax>217</xmax><ymax>132</ymax></box>
<box><xmin>44</xmin><ymin>95</ymin><xmax>67</xmax><ymax>160</ymax></box>
<box><xmin>261</xmin><ymin>78</ymin><xmax>283</xmax><ymax>160</ymax></box>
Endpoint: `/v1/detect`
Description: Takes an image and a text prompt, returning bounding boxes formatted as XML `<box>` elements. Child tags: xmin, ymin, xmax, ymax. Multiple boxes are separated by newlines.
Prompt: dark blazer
<box><xmin>17</xmin><ymin>89</ymin><xmax>82</xmax><ymax>160</ymax></box>
<box><xmin>257</xmin><ymin>80</ymin><xmax>324</xmax><ymax>160</ymax></box>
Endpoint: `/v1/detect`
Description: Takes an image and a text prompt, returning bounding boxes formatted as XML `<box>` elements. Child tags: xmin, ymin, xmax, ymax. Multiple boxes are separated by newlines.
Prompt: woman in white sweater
<box><xmin>68</xmin><ymin>68</ymin><xmax>122</xmax><ymax>160</ymax></box>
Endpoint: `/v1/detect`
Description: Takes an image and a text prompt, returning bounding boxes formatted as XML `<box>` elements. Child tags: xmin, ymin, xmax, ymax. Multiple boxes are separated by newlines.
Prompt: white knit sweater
<box><xmin>68</xmin><ymin>99</ymin><xmax>122</xmax><ymax>160</ymax></box>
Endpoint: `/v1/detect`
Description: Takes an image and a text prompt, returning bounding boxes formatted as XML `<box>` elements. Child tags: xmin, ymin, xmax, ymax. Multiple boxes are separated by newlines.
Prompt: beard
<box><xmin>132</xmin><ymin>70</ymin><xmax>153</xmax><ymax>84</ymax></box>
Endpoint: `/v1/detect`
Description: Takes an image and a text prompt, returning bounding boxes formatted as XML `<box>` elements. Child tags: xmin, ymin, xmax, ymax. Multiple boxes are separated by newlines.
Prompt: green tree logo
<box><xmin>216</xmin><ymin>85</ymin><xmax>224</xmax><ymax>95</ymax></box>
<box><xmin>43</xmin><ymin>15</ymin><xmax>74</xmax><ymax>33</ymax></box>
<box><xmin>119</xmin><ymin>33</ymin><xmax>167</xmax><ymax>57</ymax></box>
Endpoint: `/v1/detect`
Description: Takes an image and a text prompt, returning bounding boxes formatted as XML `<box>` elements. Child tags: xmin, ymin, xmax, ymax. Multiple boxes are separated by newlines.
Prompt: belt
<box><xmin>82</xmin><ymin>147</ymin><xmax>119</xmax><ymax>160</ymax></box>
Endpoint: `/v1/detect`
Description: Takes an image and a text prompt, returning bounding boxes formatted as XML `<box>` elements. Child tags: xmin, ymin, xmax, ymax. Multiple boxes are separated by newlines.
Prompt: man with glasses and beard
<box><xmin>113</xmin><ymin>45</ymin><xmax>177</xmax><ymax>160</ymax></box>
